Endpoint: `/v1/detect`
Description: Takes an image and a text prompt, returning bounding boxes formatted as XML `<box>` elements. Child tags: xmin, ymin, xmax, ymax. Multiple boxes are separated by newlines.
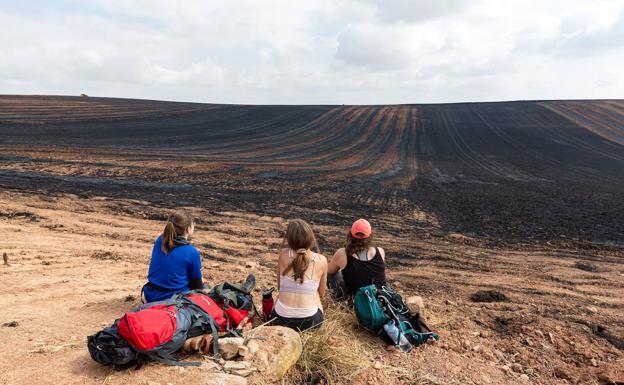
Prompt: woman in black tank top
<box><xmin>327</xmin><ymin>219</ymin><xmax>387</xmax><ymax>298</ymax></box>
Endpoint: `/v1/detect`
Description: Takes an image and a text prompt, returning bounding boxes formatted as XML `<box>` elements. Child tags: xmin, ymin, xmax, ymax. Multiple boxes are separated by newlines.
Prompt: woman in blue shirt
<box><xmin>142</xmin><ymin>210</ymin><xmax>204</xmax><ymax>303</ymax></box>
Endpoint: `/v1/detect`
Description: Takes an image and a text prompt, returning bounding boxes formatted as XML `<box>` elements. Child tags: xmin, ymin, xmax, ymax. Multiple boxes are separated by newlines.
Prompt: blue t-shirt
<box><xmin>144</xmin><ymin>236</ymin><xmax>202</xmax><ymax>302</ymax></box>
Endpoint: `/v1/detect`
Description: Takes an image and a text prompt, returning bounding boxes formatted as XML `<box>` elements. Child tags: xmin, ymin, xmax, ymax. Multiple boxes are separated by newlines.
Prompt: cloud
<box><xmin>360</xmin><ymin>0</ymin><xmax>469</xmax><ymax>23</ymax></box>
<box><xmin>0</xmin><ymin>0</ymin><xmax>622</xmax><ymax>104</ymax></box>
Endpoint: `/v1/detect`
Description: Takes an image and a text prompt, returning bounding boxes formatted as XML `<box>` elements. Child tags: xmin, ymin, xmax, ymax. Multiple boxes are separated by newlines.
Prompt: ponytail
<box><xmin>161</xmin><ymin>221</ymin><xmax>177</xmax><ymax>254</ymax></box>
<box><xmin>284</xmin><ymin>248</ymin><xmax>311</xmax><ymax>283</ymax></box>
<box><xmin>281</xmin><ymin>219</ymin><xmax>318</xmax><ymax>283</ymax></box>
<box><xmin>160</xmin><ymin>210</ymin><xmax>194</xmax><ymax>254</ymax></box>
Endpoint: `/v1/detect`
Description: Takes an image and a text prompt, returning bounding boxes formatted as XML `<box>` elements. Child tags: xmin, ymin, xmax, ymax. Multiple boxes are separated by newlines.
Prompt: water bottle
<box><xmin>383</xmin><ymin>321</ymin><xmax>413</xmax><ymax>352</ymax></box>
<box><xmin>262</xmin><ymin>287</ymin><xmax>275</xmax><ymax>321</ymax></box>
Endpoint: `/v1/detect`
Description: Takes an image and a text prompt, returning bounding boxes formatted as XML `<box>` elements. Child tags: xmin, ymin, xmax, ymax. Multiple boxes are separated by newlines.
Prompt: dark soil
<box><xmin>471</xmin><ymin>290</ymin><xmax>509</xmax><ymax>302</ymax></box>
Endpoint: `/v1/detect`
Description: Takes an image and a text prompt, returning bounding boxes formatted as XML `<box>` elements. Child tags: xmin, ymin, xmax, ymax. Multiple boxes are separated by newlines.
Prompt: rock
<box><xmin>472</xmin><ymin>345</ymin><xmax>482</xmax><ymax>353</ymax></box>
<box><xmin>479</xmin><ymin>330</ymin><xmax>490</xmax><ymax>338</ymax></box>
<box><xmin>238</xmin><ymin>345</ymin><xmax>250</xmax><ymax>357</ymax></box>
<box><xmin>519</xmin><ymin>374</ymin><xmax>529</xmax><ymax>381</ymax></box>
<box><xmin>218</xmin><ymin>337</ymin><xmax>245</xmax><ymax>360</ymax></box>
<box><xmin>547</xmin><ymin>332</ymin><xmax>555</xmax><ymax>344</ymax></box>
<box><xmin>146</xmin><ymin>381</ymin><xmax>161</xmax><ymax>385</ymax></box>
<box><xmin>535</xmin><ymin>330</ymin><xmax>544</xmax><ymax>338</ymax></box>
<box><xmin>210</xmin><ymin>263</ymin><xmax>220</xmax><ymax>268</ymax></box>
<box><xmin>3</xmin><ymin>252</ymin><xmax>8</xmax><ymax>266</ymax></box>
<box><xmin>373</xmin><ymin>361</ymin><xmax>383</xmax><ymax>369</ymax></box>
<box><xmin>590</xmin><ymin>358</ymin><xmax>598</xmax><ymax>367</ymax></box>
<box><xmin>405</xmin><ymin>296</ymin><xmax>424</xmax><ymax>315</ymax></box>
<box><xmin>501</xmin><ymin>365</ymin><xmax>511</xmax><ymax>374</ymax></box>
<box><xmin>245</xmin><ymin>261</ymin><xmax>259</xmax><ymax>268</ymax></box>
<box><xmin>247</xmin><ymin>326</ymin><xmax>303</xmax><ymax>380</ymax></box>
<box><xmin>2</xmin><ymin>321</ymin><xmax>19</xmax><ymax>327</ymax></box>
<box><xmin>444</xmin><ymin>299</ymin><xmax>457</xmax><ymax>306</ymax></box>
<box><xmin>586</xmin><ymin>306</ymin><xmax>598</xmax><ymax>314</ymax></box>
<box><xmin>199</xmin><ymin>373</ymin><xmax>247</xmax><ymax>385</ymax></box>
<box><xmin>493</xmin><ymin>349</ymin><xmax>505</xmax><ymax>360</ymax></box>
<box><xmin>223</xmin><ymin>361</ymin><xmax>251</xmax><ymax>371</ymax></box>
<box><xmin>511</xmin><ymin>363</ymin><xmax>522</xmax><ymax>373</ymax></box>
<box><xmin>232</xmin><ymin>369</ymin><xmax>254</xmax><ymax>377</ymax></box>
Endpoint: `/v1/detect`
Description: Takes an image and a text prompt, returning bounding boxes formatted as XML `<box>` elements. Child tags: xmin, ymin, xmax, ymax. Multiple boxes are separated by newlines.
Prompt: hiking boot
<box><xmin>241</xmin><ymin>273</ymin><xmax>256</xmax><ymax>293</ymax></box>
<box><xmin>182</xmin><ymin>335</ymin><xmax>213</xmax><ymax>354</ymax></box>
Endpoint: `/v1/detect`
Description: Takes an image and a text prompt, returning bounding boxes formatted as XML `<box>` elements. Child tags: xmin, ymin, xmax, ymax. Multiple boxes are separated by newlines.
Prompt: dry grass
<box><xmin>282</xmin><ymin>297</ymin><xmax>377</xmax><ymax>384</ymax></box>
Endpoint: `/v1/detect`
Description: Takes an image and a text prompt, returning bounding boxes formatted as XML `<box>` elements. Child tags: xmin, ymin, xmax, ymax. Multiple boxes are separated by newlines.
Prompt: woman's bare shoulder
<box><xmin>333</xmin><ymin>247</ymin><xmax>346</xmax><ymax>256</ymax></box>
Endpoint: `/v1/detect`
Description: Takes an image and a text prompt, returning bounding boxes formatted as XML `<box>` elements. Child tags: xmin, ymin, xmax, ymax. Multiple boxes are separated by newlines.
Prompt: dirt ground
<box><xmin>1</xmin><ymin>191</ymin><xmax>622</xmax><ymax>385</ymax></box>
<box><xmin>0</xmin><ymin>96</ymin><xmax>623</xmax><ymax>384</ymax></box>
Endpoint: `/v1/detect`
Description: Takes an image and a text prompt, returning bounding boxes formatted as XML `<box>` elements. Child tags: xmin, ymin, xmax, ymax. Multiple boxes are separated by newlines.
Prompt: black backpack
<box><xmin>87</xmin><ymin>322</ymin><xmax>140</xmax><ymax>370</ymax></box>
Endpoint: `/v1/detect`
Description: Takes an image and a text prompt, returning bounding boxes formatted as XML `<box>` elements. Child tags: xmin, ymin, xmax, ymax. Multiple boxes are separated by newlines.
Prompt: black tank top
<box><xmin>342</xmin><ymin>247</ymin><xmax>386</xmax><ymax>296</ymax></box>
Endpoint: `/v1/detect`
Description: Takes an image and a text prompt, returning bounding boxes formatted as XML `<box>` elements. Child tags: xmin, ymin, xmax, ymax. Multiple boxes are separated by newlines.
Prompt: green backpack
<box><xmin>354</xmin><ymin>285</ymin><xmax>389</xmax><ymax>332</ymax></box>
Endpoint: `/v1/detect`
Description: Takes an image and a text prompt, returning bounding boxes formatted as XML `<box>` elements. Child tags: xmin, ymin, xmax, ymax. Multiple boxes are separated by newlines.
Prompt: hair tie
<box><xmin>296</xmin><ymin>248</ymin><xmax>307</xmax><ymax>255</ymax></box>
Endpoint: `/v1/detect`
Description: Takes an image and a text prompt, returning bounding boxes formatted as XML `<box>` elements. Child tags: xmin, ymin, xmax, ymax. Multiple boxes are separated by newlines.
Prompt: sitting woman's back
<box><xmin>143</xmin><ymin>210</ymin><xmax>204</xmax><ymax>303</ymax></box>
<box><xmin>328</xmin><ymin>219</ymin><xmax>386</xmax><ymax>297</ymax></box>
<box><xmin>271</xmin><ymin>219</ymin><xmax>327</xmax><ymax>331</ymax></box>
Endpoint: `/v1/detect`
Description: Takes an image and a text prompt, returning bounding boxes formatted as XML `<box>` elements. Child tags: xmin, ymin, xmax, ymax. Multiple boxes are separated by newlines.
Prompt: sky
<box><xmin>0</xmin><ymin>0</ymin><xmax>623</xmax><ymax>105</ymax></box>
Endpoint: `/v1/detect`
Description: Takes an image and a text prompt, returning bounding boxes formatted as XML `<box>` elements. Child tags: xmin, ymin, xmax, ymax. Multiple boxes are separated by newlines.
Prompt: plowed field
<box><xmin>1</xmin><ymin>95</ymin><xmax>622</xmax><ymax>385</ymax></box>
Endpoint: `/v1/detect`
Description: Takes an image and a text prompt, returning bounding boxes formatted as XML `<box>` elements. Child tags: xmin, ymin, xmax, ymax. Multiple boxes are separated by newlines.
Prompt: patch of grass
<box><xmin>284</xmin><ymin>297</ymin><xmax>376</xmax><ymax>384</ymax></box>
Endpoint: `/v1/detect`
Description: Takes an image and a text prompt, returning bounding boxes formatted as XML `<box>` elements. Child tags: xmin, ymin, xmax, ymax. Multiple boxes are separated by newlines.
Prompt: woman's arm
<box><xmin>188</xmin><ymin>248</ymin><xmax>204</xmax><ymax>290</ymax></box>
<box><xmin>318</xmin><ymin>260</ymin><xmax>328</xmax><ymax>298</ymax></box>
<box><xmin>327</xmin><ymin>249</ymin><xmax>346</xmax><ymax>274</ymax></box>
<box><xmin>276</xmin><ymin>249</ymin><xmax>285</xmax><ymax>290</ymax></box>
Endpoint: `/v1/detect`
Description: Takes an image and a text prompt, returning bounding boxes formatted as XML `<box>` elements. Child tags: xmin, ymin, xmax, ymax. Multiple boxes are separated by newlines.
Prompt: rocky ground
<box><xmin>1</xmin><ymin>191</ymin><xmax>622</xmax><ymax>384</ymax></box>
<box><xmin>0</xmin><ymin>96</ymin><xmax>622</xmax><ymax>384</ymax></box>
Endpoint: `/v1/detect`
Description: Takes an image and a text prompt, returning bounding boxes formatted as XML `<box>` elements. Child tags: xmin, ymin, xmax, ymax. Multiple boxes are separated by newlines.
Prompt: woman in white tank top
<box><xmin>270</xmin><ymin>219</ymin><xmax>328</xmax><ymax>331</ymax></box>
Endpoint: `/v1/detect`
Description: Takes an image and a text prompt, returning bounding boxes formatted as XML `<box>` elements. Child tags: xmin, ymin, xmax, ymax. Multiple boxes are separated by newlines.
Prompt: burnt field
<box><xmin>1</xmin><ymin>95</ymin><xmax>623</xmax><ymax>246</ymax></box>
<box><xmin>1</xmin><ymin>95</ymin><xmax>624</xmax><ymax>385</ymax></box>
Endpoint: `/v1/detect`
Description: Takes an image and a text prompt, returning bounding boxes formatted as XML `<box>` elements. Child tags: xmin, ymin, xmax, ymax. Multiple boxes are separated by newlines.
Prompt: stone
<box><xmin>238</xmin><ymin>345</ymin><xmax>250</xmax><ymax>357</ymax></box>
<box><xmin>232</xmin><ymin>369</ymin><xmax>254</xmax><ymax>377</ymax></box>
<box><xmin>590</xmin><ymin>358</ymin><xmax>598</xmax><ymax>367</ymax></box>
<box><xmin>445</xmin><ymin>299</ymin><xmax>457</xmax><ymax>306</ymax></box>
<box><xmin>547</xmin><ymin>332</ymin><xmax>555</xmax><ymax>344</ymax></box>
<box><xmin>223</xmin><ymin>361</ymin><xmax>251</xmax><ymax>371</ymax></box>
<box><xmin>373</xmin><ymin>361</ymin><xmax>383</xmax><ymax>369</ymax></box>
<box><xmin>586</xmin><ymin>306</ymin><xmax>598</xmax><ymax>314</ymax></box>
<box><xmin>245</xmin><ymin>261</ymin><xmax>259</xmax><ymax>268</ymax></box>
<box><xmin>210</xmin><ymin>263</ymin><xmax>220</xmax><ymax>268</ymax></box>
<box><xmin>405</xmin><ymin>296</ymin><xmax>425</xmax><ymax>315</ymax></box>
<box><xmin>472</xmin><ymin>344</ymin><xmax>482</xmax><ymax>353</ymax></box>
<box><xmin>247</xmin><ymin>326</ymin><xmax>303</xmax><ymax>380</ymax></box>
<box><xmin>218</xmin><ymin>337</ymin><xmax>245</xmax><ymax>360</ymax></box>
<box><xmin>519</xmin><ymin>374</ymin><xmax>529</xmax><ymax>381</ymax></box>
<box><xmin>199</xmin><ymin>373</ymin><xmax>247</xmax><ymax>385</ymax></box>
<box><xmin>501</xmin><ymin>365</ymin><xmax>511</xmax><ymax>373</ymax></box>
<box><xmin>511</xmin><ymin>363</ymin><xmax>522</xmax><ymax>373</ymax></box>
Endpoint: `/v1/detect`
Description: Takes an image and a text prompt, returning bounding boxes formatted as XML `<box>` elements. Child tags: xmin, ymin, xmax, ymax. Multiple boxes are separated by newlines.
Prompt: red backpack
<box><xmin>185</xmin><ymin>293</ymin><xmax>251</xmax><ymax>331</ymax></box>
<box><xmin>118</xmin><ymin>304</ymin><xmax>177</xmax><ymax>351</ymax></box>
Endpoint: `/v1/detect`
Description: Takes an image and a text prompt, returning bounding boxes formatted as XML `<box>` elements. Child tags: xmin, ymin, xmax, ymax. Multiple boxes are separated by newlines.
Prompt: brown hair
<box><xmin>345</xmin><ymin>232</ymin><xmax>373</xmax><ymax>257</ymax></box>
<box><xmin>162</xmin><ymin>210</ymin><xmax>194</xmax><ymax>254</ymax></box>
<box><xmin>281</xmin><ymin>219</ymin><xmax>318</xmax><ymax>283</ymax></box>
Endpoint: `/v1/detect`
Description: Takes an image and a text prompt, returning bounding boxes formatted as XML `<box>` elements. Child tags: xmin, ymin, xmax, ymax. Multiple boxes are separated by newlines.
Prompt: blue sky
<box><xmin>0</xmin><ymin>0</ymin><xmax>623</xmax><ymax>104</ymax></box>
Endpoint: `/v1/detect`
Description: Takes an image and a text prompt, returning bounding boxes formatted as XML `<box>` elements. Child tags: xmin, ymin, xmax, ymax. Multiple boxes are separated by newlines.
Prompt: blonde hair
<box><xmin>281</xmin><ymin>219</ymin><xmax>319</xmax><ymax>283</ymax></box>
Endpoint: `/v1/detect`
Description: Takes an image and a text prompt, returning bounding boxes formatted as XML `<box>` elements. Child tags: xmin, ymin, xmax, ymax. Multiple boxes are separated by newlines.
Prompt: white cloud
<box><xmin>0</xmin><ymin>0</ymin><xmax>622</xmax><ymax>104</ymax></box>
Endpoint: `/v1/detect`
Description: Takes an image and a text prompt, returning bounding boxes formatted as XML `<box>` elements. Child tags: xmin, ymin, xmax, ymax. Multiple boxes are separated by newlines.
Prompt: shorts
<box><xmin>269</xmin><ymin>308</ymin><xmax>324</xmax><ymax>331</ymax></box>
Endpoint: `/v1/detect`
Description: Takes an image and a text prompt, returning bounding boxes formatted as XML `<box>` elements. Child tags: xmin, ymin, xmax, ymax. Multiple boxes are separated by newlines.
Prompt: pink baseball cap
<box><xmin>351</xmin><ymin>219</ymin><xmax>372</xmax><ymax>239</ymax></box>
